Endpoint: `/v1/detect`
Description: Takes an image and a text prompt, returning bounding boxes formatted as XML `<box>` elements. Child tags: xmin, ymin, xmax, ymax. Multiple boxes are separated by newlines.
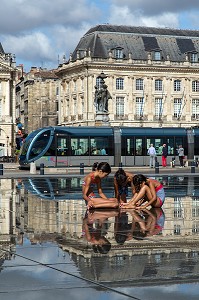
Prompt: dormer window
<box><xmin>113</xmin><ymin>47</ymin><xmax>124</xmax><ymax>59</ymax></box>
<box><xmin>154</xmin><ymin>50</ymin><xmax>161</xmax><ymax>61</ymax></box>
<box><xmin>190</xmin><ymin>52</ymin><xmax>198</xmax><ymax>63</ymax></box>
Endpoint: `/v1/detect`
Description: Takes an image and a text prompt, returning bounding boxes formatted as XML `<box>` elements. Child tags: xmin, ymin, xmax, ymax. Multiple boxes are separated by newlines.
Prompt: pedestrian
<box><xmin>162</xmin><ymin>144</ymin><xmax>168</xmax><ymax>167</ymax></box>
<box><xmin>147</xmin><ymin>143</ymin><xmax>156</xmax><ymax>168</ymax></box>
<box><xmin>82</xmin><ymin>162</ymin><xmax>118</xmax><ymax>209</ymax></box>
<box><xmin>178</xmin><ymin>145</ymin><xmax>184</xmax><ymax>167</ymax></box>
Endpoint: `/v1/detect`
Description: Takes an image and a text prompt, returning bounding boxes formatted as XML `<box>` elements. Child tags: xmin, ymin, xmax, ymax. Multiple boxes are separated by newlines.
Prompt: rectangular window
<box><xmin>57</xmin><ymin>137</ymin><xmax>68</xmax><ymax>156</ymax></box>
<box><xmin>174</xmin><ymin>98</ymin><xmax>182</xmax><ymax>118</ymax></box>
<box><xmin>154</xmin><ymin>51</ymin><xmax>161</xmax><ymax>60</ymax></box>
<box><xmin>91</xmin><ymin>137</ymin><xmax>109</xmax><ymax>155</ymax></box>
<box><xmin>192</xmin><ymin>81</ymin><xmax>199</xmax><ymax>92</ymax></box>
<box><xmin>116</xmin><ymin>97</ymin><xmax>124</xmax><ymax>117</ymax></box>
<box><xmin>136</xmin><ymin>79</ymin><xmax>144</xmax><ymax>90</ymax></box>
<box><xmin>114</xmin><ymin>48</ymin><xmax>123</xmax><ymax>59</ymax></box>
<box><xmin>73</xmin><ymin>98</ymin><xmax>77</xmax><ymax>115</ymax></box>
<box><xmin>136</xmin><ymin>97</ymin><xmax>144</xmax><ymax>116</ymax></box>
<box><xmin>71</xmin><ymin>138</ymin><xmax>88</xmax><ymax>156</ymax></box>
<box><xmin>96</xmin><ymin>77</ymin><xmax>103</xmax><ymax>89</ymax></box>
<box><xmin>135</xmin><ymin>139</ymin><xmax>143</xmax><ymax>155</ymax></box>
<box><xmin>190</xmin><ymin>53</ymin><xmax>198</xmax><ymax>63</ymax></box>
<box><xmin>116</xmin><ymin>78</ymin><xmax>124</xmax><ymax>90</ymax></box>
<box><xmin>192</xmin><ymin>99</ymin><xmax>199</xmax><ymax>119</ymax></box>
<box><xmin>0</xmin><ymin>99</ymin><xmax>2</xmax><ymax>117</ymax></box>
<box><xmin>174</xmin><ymin>80</ymin><xmax>181</xmax><ymax>92</ymax></box>
<box><xmin>147</xmin><ymin>138</ymin><xmax>164</xmax><ymax>156</ymax></box>
<box><xmin>174</xmin><ymin>197</ymin><xmax>182</xmax><ymax>218</ymax></box>
<box><xmin>155</xmin><ymin>98</ymin><xmax>163</xmax><ymax>117</ymax></box>
<box><xmin>155</xmin><ymin>79</ymin><xmax>163</xmax><ymax>91</ymax></box>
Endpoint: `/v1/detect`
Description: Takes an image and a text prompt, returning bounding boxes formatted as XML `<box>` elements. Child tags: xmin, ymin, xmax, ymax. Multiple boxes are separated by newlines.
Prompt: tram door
<box><xmin>135</xmin><ymin>138</ymin><xmax>145</xmax><ymax>166</ymax></box>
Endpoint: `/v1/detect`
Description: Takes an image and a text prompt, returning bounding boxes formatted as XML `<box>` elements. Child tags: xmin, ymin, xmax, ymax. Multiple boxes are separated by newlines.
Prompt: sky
<box><xmin>1</xmin><ymin>0</ymin><xmax>199</xmax><ymax>72</ymax></box>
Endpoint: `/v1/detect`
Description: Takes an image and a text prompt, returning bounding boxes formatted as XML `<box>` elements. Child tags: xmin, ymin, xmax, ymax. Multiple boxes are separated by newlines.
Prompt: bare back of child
<box><xmin>82</xmin><ymin>162</ymin><xmax>118</xmax><ymax>209</ymax></box>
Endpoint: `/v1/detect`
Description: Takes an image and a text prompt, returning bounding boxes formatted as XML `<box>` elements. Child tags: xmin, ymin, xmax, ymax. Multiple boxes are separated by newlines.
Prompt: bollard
<box><xmin>40</xmin><ymin>163</ymin><xmax>44</xmax><ymax>175</ymax></box>
<box><xmin>172</xmin><ymin>157</ymin><xmax>175</xmax><ymax>168</ymax></box>
<box><xmin>119</xmin><ymin>162</ymin><xmax>123</xmax><ymax>170</ymax></box>
<box><xmin>0</xmin><ymin>163</ymin><xmax>3</xmax><ymax>175</ymax></box>
<box><xmin>80</xmin><ymin>163</ymin><xmax>84</xmax><ymax>175</ymax></box>
<box><xmin>155</xmin><ymin>161</ymin><xmax>159</xmax><ymax>174</ymax></box>
<box><xmin>30</xmin><ymin>162</ymin><xmax>36</xmax><ymax>174</ymax></box>
<box><xmin>191</xmin><ymin>161</ymin><xmax>195</xmax><ymax>173</ymax></box>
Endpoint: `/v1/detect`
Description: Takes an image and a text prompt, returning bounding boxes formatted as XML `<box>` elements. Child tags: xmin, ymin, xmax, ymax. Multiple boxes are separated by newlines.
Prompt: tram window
<box><xmin>91</xmin><ymin>137</ymin><xmax>109</xmax><ymax>155</ymax></box>
<box><xmin>135</xmin><ymin>139</ymin><xmax>143</xmax><ymax>155</ymax></box>
<box><xmin>195</xmin><ymin>137</ymin><xmax>199</xmax><ymax>155</ymax></box>
<box><xmin>71</xmin><ymin>138</ymin><xmax>88</xmax><ymax>155</ymax></box>
<box><xmin>29</xmin><ymin>131</ymin><xmax>52</xmax><ymax>160</ymax></box>
<box><xmin>124</xmin><ymin>138</ymin><xmax>134</xmax><ymax>155</ymax></box>
<box><xmin>57</xmin><ymin>137</ymin><xmax>68</xmax><ymax>156</ymax></box>
<box><xmin>166</xmin><ymin>138</ymin><xmax>174</xmax><ymax>155</ymax></box>
<box><xmin>147</xmin><ymin>138</ymin><xmax>163</xmax><ymax>155</ymax></box>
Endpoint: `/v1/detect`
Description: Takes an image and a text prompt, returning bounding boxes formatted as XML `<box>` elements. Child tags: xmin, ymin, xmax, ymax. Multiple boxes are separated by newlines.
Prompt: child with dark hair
<box><xmin>114</xmin><ymin>169</ymin><xmax>134</xmax><ymax>203</ymax></box>
<box><xmin>121</xmin><ymin>174</ymin><xmax>165</xmax><ymax>209</ymax></box>
<box><xmin>82</xmin><ymin>209</ymin><xmax>119</xmax><ymax>254</ymax></box>
<box><xmin>82</xmin><ymin>162</ymin><xmax>118</xmax><ymax>209</ymax></box>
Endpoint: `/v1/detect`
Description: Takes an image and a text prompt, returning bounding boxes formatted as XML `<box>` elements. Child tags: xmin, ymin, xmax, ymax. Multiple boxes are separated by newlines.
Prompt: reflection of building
<box><xmin>57</xmin><ymin>25</ymin><xmax>199</xmax><ymax>127</ymax></box>
<box><xmin>12</xmin><ymin>176</ymin><xmax>199</xmax><ymax>285</ymax></box>
<box><xmin>0</xmin><ymin>179</ymin><xmax>16</xmax><ymax>263</ymax></box>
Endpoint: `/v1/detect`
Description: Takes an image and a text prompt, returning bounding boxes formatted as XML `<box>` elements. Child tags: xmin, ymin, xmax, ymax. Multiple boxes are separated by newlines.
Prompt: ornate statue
<box><xmin>94</xmin><ymin>75</ymin><xmax>112</xmax><ymax>113</ymax></box>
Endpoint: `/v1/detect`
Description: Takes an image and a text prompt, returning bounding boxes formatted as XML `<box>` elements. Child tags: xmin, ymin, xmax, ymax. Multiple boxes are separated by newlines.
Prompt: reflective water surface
<box><xmin>1</xmin><ymin>176</ymin><xmax>199</xmax><ymax>300</ymax></box>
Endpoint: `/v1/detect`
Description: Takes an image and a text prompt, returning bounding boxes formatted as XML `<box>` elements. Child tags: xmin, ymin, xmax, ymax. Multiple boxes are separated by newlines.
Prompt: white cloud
<box><xmin>108</xmin><ymin>5</ymin><xmax>179</xmax><ymax>28</ymax></box>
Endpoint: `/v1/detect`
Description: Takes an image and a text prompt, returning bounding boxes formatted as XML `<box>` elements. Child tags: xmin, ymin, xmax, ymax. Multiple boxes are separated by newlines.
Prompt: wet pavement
<box><xmin>1</xmin><ymin>175</ymin><xmax>199</xmax><ymax>299</ymax></box>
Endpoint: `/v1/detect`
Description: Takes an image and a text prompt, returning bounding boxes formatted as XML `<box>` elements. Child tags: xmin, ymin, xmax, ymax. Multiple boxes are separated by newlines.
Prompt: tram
<box><xmin>18</xmin><ymin>126</ymin><xmax>198</xmax><ymax>167</ymax></box>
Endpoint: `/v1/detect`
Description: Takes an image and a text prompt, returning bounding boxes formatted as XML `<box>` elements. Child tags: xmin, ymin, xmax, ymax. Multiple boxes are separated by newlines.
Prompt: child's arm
<box><xmin>82</xmin><ymin>176</ymin><xmax>92</xmax><ymax>202</ymax></box>
<box><xmin>97</xmin><ymin>180</ymin><xmax>108</xmax><ymax>199</ymax></box>
<box><xmin>114</xmin><ymin>177</ymin><xmax>119</xmax><ymax>199</ymax></box>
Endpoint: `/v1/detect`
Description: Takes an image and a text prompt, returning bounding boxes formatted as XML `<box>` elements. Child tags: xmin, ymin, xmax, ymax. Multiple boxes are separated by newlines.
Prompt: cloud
<box><xmin>110</xmin><ymin>0</ymin><xmax>199</xmax><ymax>16</ymax></box>
<box><xmin>108</xmin><ymin>5</ymin><xmax>179</xmax><ymax>28</ymax></box>
<box><xmin>0</xmin><ymin>0</ymin><xmax>100</xmax><ymax>34</ymax></box>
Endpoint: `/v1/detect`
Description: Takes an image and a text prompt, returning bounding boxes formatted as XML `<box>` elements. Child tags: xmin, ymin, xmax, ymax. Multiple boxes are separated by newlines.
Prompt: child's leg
<box><xmin>87</xmin><ymin>197</ymin><xmax>119</xmax><ymax>209</ymax></box>
<box><xmin>121</xmin><ymin>186</ymin><xmax>152</xmax><ymax>209</ymax></box>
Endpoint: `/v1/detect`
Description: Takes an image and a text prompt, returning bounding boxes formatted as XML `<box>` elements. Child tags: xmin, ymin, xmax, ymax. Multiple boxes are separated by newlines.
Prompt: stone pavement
<box><xmin>1</xmin><ymin>162</ymin><xmax>199</xmax><ymax>177</ymax></box>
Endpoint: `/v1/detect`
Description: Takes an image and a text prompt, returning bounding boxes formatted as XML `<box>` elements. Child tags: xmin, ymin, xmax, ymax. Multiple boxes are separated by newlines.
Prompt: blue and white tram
<box><xmin>19</xmin><ymin>126</ymin><xmax>196</xmax><ymax>167</ymax></box>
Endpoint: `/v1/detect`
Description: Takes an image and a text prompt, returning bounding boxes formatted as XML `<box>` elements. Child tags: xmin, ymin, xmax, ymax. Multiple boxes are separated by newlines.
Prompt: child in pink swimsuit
<box><xmin>82</xmin><ymin>162</ymin><xmax>118</xmax><ymax>209</ymax></box>
<box><xmin>121</xmin><ymin>174</ymin><xmax>165</xmax><ymax>209</ymax></box>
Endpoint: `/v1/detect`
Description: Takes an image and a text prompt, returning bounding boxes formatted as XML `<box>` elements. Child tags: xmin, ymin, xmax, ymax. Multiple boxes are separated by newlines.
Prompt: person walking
<box><xmin>147</xmin><ymin>144</ymin><xmax>156</xmax><ymax>168</ymax></box>
<box><xmin>161</xmin><ymin>144</ymin><xmax>168</xmax><ymax>167</ymax></box>
<box><xmin>178</xmin><ymin>145</ymin><xmax>184</xmax><ymax>167</ymax></box>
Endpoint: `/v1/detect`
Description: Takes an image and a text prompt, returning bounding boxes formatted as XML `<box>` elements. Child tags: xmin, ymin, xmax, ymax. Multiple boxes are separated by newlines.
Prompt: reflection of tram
<box><xmin>19</xmin><ymin>126</ymin><xmax>198</xmax><ymax>167</ymax></box>
<box><xmin>22</xmin><ymin>176</ymin><xmax>199</xmax><ymax>200</ymax></box>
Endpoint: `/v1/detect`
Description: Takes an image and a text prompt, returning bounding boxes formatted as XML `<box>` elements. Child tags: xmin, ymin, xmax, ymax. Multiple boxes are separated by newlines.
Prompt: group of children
<box><xmin>82</xmin><ymin>162</ymin><xmax>165</xmax><ymax>210</ymax></box>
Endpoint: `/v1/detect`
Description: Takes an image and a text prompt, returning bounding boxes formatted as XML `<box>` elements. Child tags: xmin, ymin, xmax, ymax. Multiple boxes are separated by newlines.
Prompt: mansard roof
<box><xmin>71</xmin><ymin>24</ymin><xmax>199</xmax><ymax>62</ymax></box>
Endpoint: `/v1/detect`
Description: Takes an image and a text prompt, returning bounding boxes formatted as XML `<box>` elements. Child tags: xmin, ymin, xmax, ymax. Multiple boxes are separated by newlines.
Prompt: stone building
<box><xmin>16</xmin><ymin>67</ymin><xmax>60</xmax><ymax>134</ymax></box>
<box><xmin>0</xmin><ymin>43</ymin><xmax>18</xmax><ymax>157</ymax></box>
<box><xmin>57</xmin><ymin>24</ymin><xmax>199</xmax><ymax>127</ymax></box>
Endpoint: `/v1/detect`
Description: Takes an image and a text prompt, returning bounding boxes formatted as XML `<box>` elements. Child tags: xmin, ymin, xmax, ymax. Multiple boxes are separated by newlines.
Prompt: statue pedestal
<box><xmin>95</xmin><ymin>112</ymin><xmax>110</xmax><ymax>126</ymax></box>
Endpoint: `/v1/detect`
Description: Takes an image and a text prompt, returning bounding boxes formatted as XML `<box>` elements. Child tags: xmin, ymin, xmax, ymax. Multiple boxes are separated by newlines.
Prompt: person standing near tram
<box><xmin>161</xmin><ymin>144</ymin><xmax>168</xmax><ymax>167</ymax></box>
<box><xmin>147</xmin><ymin>143</ymin><xmax>156</xmax><ymax>168</ymax></box>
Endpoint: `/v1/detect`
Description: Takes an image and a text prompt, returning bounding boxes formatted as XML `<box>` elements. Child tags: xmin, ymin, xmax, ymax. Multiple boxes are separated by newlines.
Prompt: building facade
<box><xmin>16</xmin><ymin>67</ymin><xmax>60</xmax><ymax>134</ymax></box>
<box><xmin>0</xmin><ymin>43</ymin><xmax>18</xmax><ymax>157</ymax></box>
<box><xmin>57</xmin><ymin>25</ymin><xmax>199</xmax><ymax>128</ymax></box>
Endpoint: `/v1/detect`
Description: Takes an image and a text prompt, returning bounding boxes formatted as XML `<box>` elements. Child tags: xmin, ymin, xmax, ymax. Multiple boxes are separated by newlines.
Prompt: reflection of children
<box><xmin>121</xmin><ymin>174</ymin><xmax>165</xmax><ymax>209</ymax></box>
<box><xmin>82</xmin><ymin>162</ymin><xmax>118</xmax><ymax>209</ymax></box>
<box><xmin>82</xmin><ymin>209</ymin><xmax>118</xmax><ymax>253</ymax></box>
<box><xmin>114</xmin><ymin>169</ymin><xmax>134</xmax><ymax>203</ymax></box>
